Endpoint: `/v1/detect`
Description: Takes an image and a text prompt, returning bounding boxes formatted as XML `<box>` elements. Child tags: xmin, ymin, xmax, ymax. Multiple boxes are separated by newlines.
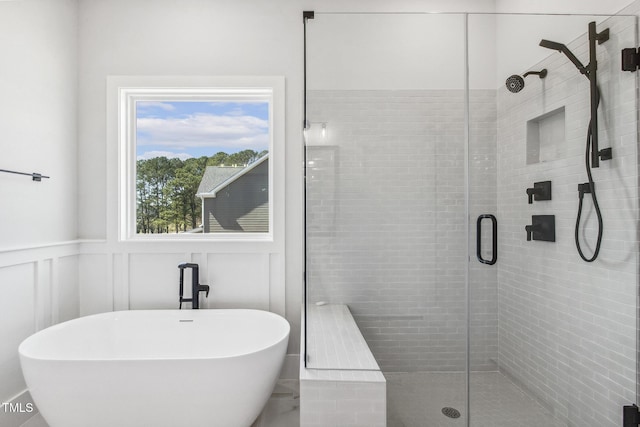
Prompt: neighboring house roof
<box><xmin>196</xmin><ymin>165</ymin><xmax>244</xmax><ymax>195</ymax></box>
<box><xmin>196</xmin><ymin>153</ymin><xmax>269</xmax><ymax>198</ymax></box>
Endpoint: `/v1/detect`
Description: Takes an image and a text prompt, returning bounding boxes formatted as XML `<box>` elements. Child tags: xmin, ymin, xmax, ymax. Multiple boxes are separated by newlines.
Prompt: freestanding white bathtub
<box><xmin>19</xmin><ymin>309</ymin><xmax>290</xmax><ymax>427</ymax></box>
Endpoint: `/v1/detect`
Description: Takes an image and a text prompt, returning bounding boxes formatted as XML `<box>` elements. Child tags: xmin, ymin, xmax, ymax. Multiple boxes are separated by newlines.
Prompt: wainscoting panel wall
<box><xmin>129</xmin><ymin>253</ymin><xmax>186</xmax><ymax>310</ymax></box>
<box><xmin>0</xmin><ymin>262</ymin><xmax>35</xmax><ymax>402</ymax></box>
<box><xmin>78</xmin><ymin>253</ymin><xmax>111</xmax><ymax>316</ymax></box>
<box><xmin>0</xmin><ymin>242</ymin><xmax>79</xmax><ymax>406</ymax></box>
<box><xmin>206</xmin><ymin>253</ymin><xmax>270</xmax><ymax>310</ymax></box>
<box><xmin>57</xmin><ymin>255</ymin><xmax>80</xmax><ymax>323</ymax></box>
<box><xmin>77</xmin><ymin>242</ymin><xmax>286</xmax><ymax>322</ymax></box>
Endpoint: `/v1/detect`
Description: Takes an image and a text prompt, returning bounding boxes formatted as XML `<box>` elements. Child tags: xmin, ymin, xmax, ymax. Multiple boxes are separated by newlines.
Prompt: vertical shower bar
<box><xmin>463</xmin><ymin>12</ymin><xmax>471</xmax><ymax>427</ymax></box>
<box><xmin>588</xmin><ymin>21</ymin><xmax>600</xmax><ymax>168</ymax></box>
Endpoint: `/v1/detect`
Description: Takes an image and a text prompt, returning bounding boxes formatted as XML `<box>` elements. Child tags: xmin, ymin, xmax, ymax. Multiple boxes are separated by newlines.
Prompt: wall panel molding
<box><xmin>77</xmin><ymin>241</ymin><xmax>287</xmax><ymax>327</ymax></box>
<box><xmin>0</xmin><ymin>241</ymin><xmax>80</xmax><ymax>408</ymax></box>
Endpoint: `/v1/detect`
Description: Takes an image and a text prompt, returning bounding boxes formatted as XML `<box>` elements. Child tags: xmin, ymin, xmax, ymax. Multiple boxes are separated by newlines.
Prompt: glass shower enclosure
<box><xmin>303</xmin><ymin>10</ymin><xmax>639</xmax><ymax>427</ymax></box>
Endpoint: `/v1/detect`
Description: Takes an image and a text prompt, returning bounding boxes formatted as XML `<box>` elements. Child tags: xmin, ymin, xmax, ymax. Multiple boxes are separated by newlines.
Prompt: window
<box><xmin>112</xmin><ymin>77</ymin><xmax>283</xmax><ymax>241</ymax></box>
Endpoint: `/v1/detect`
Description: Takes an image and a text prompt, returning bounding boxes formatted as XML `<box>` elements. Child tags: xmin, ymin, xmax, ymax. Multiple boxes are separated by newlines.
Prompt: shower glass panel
<box><xmin>304</xmin><ymin>10</ymin><xmax>638</xmax><ymax>427</ymax></box>
<box><xmin>305</xmin><ymin>11</ymin><xmax>467</xmax><ymax>371</ymax></box>
<box><xmin>304</xmin><ymin>12</ymin><xmax>469</xmax><ymax>424</ymax></box>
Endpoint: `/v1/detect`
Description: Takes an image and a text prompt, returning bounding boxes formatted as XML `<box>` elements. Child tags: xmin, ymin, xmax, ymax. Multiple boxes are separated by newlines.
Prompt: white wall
<box><xmin>0</xmin><ymin>1</ymin><xmax>78</xmax><ymax>422</ymax></box>
<box><xmin>308</xmin><ymin>14</ymin><xmax>467</xmax><ymax>90</ymax></box>
<box><xmin>496</xmin><ymin>0</ymin><xmax>634</xmax><ymax>14</ymax></box>
<box><xmin>0</xmin><ymin>0</ymin><xmax>78</xmax><ymax>248</ymax></box>
<box><xmin>305</xmin><ymin>0</ymin><xmax>496</xmax><ymax>14</ymax></box>
<box><xmin>308</xmin><ymin>12</ymin><xmax>497</xmax><ymax>90</ymax></box>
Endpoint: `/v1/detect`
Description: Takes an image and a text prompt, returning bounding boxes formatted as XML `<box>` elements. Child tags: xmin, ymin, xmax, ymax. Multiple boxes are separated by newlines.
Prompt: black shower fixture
<box><xmin>505</xmin><ymin>69</ymin><xmax>547</xmax><ymax>93</ymax></box>
<box><xmin>539</xmin><ymin>22</ymin><xmax>610</xmax><ymax>168</ymax></box>
<box><xmin>539</xmin><ymin>39</ymin><xmax>588</xmax><ymax>75</ymax></box>
<box><xmin>525</xmin><ymin>215</ymin><xmax>556</xmax><ymax>242</ymax></box>
<box><xmin>539</xmin><ymin>22</ymin><xmax>610</xmax><ymax>262</ymax></box>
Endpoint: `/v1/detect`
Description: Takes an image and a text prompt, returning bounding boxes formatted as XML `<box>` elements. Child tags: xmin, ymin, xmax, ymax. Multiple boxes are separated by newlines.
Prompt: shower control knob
<box><xmin>525</xmin><ymin>215</ymin><xmax>556</xmax><ymax>242</ymax></box>
<box><xmin>525</xmin><ymin>224</ymin><xmax>538</xmax><ymax>241</ymax></box>
<box><xmin>526</xmin><ymin>181</ymin><xmax>552</xmax><ymax>204</ymax></box>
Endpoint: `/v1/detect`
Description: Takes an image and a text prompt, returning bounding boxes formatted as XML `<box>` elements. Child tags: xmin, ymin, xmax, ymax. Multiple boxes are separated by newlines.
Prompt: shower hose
<box><xmin>575</xmin><ymin>89</ymin><xmax>603</xmax><ymax>262</ymax></box>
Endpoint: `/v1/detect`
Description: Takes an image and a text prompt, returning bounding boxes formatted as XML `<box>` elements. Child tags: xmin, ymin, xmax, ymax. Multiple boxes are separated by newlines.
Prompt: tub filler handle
<box><xmin>178</xmin><ymin>263</ymin><xmax>209</xmax><ymax>309</ymax></box>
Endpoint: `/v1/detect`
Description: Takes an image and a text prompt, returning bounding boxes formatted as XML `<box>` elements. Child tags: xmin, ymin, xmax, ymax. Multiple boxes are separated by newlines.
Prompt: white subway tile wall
<box><xmin>300</xmin><ymin>380</ymin><xmax>386</xmax><ymax>427</ymax></box>
<box><xmin>306</xmin><ymin>89</ymin><xmax>498</xmax><ymax>373</ymax></box>
<box><xmin>496</xmin><ymin>13</ymin><xmax>637</xmax><ymax>427</ymax></box>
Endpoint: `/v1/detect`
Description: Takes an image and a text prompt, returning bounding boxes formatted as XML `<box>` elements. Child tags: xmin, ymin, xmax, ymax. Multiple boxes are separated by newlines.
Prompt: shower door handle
<box><xmin>476</xmin><ymin>214</ymin><xmax>497</xmax><ymax>265</ymax></box>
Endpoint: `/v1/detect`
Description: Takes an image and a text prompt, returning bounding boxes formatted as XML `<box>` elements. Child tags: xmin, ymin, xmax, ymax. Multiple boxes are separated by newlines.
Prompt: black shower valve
<box><xmin>525</xmin><ymin>215</ymin><xmax>556</xmax><ymax>242</ymax></box>
<box><xmin>526</xmin><ymin>181</ymin><xmax>552</xmax><ymax>204</ymax></box>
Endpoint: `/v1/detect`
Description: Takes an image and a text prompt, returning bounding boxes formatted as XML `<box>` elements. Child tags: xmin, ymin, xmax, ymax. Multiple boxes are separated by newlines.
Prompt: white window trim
<box><xmin>106</xmin><ymin>76</ymin><xmax>285</xmax><ymax>243</ymax></box>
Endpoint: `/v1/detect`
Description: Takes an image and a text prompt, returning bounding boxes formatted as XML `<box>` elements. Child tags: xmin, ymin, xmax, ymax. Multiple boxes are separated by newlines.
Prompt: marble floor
<box><xmin>254</xmin><ymin>379</ymin><xmax>300</xmax><ymax>427</ymax></box>
<box><xmin>19</xmin><ymin>379</ymin><xmax>301</xmax><ymax>427</ymax></box>
<box><xmin>386</xmin><ymin>371</ymin><xmax>565</xmax><ymax>427</ymax></box>
<box><xmin>20</xmin><ymin>372</ymin><xmax>563</xmax><ymax>427</ymax></box>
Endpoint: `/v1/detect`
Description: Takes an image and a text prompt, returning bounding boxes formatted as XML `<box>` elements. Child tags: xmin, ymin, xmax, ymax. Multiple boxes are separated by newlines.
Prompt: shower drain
<box><xmin>441</xmin><ymin>407</ymin><xmax>461</xmax><ymax>419</ymax></box>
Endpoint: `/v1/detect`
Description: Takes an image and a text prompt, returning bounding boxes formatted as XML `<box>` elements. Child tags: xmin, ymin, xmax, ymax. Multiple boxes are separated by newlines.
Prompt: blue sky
<box><xmin>136</xmin><ymin>101</ymin><xmax>269</xmax><ymax>161</ymax></box>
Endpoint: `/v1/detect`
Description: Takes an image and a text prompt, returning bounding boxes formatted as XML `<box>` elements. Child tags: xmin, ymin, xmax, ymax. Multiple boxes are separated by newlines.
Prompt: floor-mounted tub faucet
<box><xmin>178</xmin><ymin>263</ymin><xmax>210</xmax><ymax>309</ymax></box>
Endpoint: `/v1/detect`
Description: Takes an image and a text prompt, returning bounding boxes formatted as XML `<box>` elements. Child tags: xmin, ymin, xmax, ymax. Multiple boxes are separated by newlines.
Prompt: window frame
<box><xmin>110</xmin><ymin>76</ymin><xmax>284</xmax><ymax>242</ymax></box>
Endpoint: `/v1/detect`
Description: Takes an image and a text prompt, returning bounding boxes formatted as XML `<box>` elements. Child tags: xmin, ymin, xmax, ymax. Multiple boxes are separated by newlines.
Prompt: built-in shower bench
<box><xmin>299</xmin><ymin>304</ymin><xmax>386</xmax><ymax>427</ymax></box>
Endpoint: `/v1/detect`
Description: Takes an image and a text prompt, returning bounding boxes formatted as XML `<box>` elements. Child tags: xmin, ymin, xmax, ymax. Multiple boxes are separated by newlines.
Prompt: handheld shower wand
<box><xmin>539</xmin><ymin>22</ymin><xmax>610</xmax><ymax>262</ymax></box>
<box><xmin>539</xmin><ymin>23</ymin><xmax>610</xmax><ymax>168</ymax></box>
<box><xmin>539</xmin><ymin>39</ymin><xmax>588</xmax><ymax>75</ymax></box>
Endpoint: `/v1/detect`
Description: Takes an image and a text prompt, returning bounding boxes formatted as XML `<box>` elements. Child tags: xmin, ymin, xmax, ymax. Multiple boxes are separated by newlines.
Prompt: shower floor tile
<box><xmin>386</xmin><ymin>371</ymin><xmax>565</xmax><ymax>427</ymax></box>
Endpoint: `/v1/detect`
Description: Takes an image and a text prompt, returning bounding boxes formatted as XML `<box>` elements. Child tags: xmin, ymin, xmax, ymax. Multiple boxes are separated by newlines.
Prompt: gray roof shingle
<box><xmin>197</xmin><ymin>154</ymin><xmax>269</xmax><ymax>196</ymax></box>
<box><xmin>196</xmin><ymin>165</ymin><xmax>245</xmax><ymax>195</ymax></box>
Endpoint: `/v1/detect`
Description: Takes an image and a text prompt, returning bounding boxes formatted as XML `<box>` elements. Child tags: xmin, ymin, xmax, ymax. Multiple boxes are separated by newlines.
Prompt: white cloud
<box><xmin>225</xmin><ymin>107</ymin><xmax>247</xmax><ymax>117</ymax></box>
<box><xmin>137</xmin><ymin>151</ymin><xmax>193</xmax><ymax>161</ymax></box>
<box><xmin>136</xmin><ymin>113</ymin><xmax>269</xmax><ymax>151</ymax></box>
<box><xmin>137</xmin><ymin>102</ymin><xmax>177</xmax><ymax>112</ymax></box>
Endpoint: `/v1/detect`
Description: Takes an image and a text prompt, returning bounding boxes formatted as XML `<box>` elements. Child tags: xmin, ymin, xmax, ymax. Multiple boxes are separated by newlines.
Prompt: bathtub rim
<box><xmin>19</xmin><ymin>308</ymin><xmax>290</xmax><ymax>363</ymax></box>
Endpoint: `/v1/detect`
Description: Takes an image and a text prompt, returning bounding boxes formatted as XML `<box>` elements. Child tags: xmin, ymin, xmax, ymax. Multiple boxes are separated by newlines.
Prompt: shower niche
<box><xmin>526</xmin><ymin>106</ymin><xmax>566</xmax><ymax>164</ymax></box>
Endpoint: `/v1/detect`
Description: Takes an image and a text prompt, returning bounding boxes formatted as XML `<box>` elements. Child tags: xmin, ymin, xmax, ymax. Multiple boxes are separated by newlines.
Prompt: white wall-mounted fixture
<box><xmin>305</xmin><ymin>121</ymin><xmax>329</xmax><ymax>146</ymax></box>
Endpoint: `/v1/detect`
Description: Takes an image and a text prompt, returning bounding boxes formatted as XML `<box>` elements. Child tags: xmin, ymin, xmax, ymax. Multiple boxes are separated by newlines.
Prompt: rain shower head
<box><xmin>505</xmin><ymin>69</ymin><xmax>547</xmax><ymax>93</ymax></box>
